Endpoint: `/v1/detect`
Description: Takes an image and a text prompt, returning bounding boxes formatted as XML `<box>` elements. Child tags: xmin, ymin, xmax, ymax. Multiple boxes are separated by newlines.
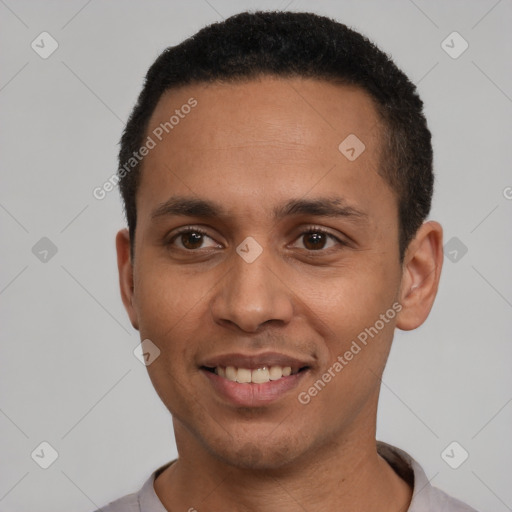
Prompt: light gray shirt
<box><xmin>94</xmin><ymin>442</ymin><xmax>478</xmax><ymax>512</ymax></box>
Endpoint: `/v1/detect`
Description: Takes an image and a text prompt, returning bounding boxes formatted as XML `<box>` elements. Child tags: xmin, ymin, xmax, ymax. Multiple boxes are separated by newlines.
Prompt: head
<box><xmin>116</xmin><ymin>11</ymin><xmax>443</xmax><ymax>470</ymax></box>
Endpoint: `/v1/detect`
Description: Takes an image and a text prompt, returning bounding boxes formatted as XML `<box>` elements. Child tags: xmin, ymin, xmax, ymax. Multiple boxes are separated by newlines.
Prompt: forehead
<box><xmin>137</xmin><ymin>77</ymin><xmax>392</xmax><ymax>225</ymax></box>
<box><xmin>147</xmin><ymin>76</ymin><xmax>381</xmax><ymax>157</ymax></box>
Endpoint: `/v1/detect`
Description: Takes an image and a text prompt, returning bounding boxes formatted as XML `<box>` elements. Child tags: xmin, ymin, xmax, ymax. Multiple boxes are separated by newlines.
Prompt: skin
<box><xmin>116</xmin><ymin>77</ymin><xmax>443</xmax><ymax>511</ymax></box>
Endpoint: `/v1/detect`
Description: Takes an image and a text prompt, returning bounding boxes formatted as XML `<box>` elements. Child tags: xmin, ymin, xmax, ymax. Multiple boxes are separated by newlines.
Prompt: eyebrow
<box><xmin>151</xmin><ymin>195</ymin><xmax>368</xmax><ymax>222</ymax></box>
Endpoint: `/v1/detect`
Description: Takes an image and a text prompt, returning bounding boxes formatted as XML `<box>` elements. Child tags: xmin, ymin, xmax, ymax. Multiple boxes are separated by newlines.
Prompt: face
<box><xmin>117</xmin><ymin>77</ymin><xmax>439</xmax><ymax>470</ymax></box>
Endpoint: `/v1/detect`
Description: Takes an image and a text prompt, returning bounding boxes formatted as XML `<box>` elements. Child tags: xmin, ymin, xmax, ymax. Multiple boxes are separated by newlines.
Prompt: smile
<box><xmin>205</xmin><ymin>365</ymin><xmax>303</xmax><ymax>384</ymax></box>
<box><xmin>200</xmin><ymin>353</ymin><xmax>313</xmax><ymax>406</ymax></box>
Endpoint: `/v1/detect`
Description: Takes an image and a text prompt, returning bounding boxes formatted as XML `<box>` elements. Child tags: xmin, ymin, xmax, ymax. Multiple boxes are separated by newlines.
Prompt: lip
<box><xmin>200</xmin><ymin>351</ymin><xmax>314</xmax><ymax>372</ymax></box>
<box><xmin>202</xmin><ymin>367</ymin><xmax>309</xmax><ymax>406</ymax></box>
<box><xmin>199</xmin><ymin>351</ymin><xmax>314</xmax><ymax>407</ymax></box>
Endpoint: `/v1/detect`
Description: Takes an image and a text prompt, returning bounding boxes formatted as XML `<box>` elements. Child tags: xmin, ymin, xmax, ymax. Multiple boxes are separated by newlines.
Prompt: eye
<box><xmin>167</xmin><ymin>225</ymin><xmax>347</xmax><ymax>253</ymax></box>
<box><xmin>292</xmin><ymin>227</ymin><xmax>345</xmax><ymax>251</ymax></box>
<box><xmin>167</xmin><ymin>227</ymin><xmax>220</xmax><ymax>251</ymax></box>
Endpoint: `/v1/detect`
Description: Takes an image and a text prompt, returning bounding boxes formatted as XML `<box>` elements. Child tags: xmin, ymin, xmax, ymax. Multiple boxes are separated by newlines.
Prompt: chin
<box><xmin>199</xmin><ymin>425</ymin><xmax>310</xmax><ymax>471</ymax></box>
<box><xmin>213</xmin><ymin>441</ymin><xmax>296</xmax><ymax>471</ymax></box>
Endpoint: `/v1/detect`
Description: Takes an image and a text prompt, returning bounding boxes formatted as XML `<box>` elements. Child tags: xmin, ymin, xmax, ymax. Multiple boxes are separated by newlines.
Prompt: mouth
<box><xmin>199</xmin><ymin>352</ymin><xmax>313</xmax><ymax>406</ymax></box>
<box><xmin>202</xmin><ymin>364</ymin><xmax>308</xmax><ymax>383</ymax></box>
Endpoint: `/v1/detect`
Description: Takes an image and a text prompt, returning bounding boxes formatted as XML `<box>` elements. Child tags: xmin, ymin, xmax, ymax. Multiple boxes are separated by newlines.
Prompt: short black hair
<box><xmin>118</xmin><ymin>10</ymin><xmax>433</xmax><ymax>261</ymax></box>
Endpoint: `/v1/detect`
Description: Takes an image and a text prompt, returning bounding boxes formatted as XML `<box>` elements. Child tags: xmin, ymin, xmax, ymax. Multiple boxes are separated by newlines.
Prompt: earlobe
<box><xmin>116</xmin><ymin>228</ymin><xmax>139</xmax><ymax>330</ymax></box>
<box><xmin>396</xmin><ymin>221</ymin><xmax>444</xmax><ymax>331</ymax></box>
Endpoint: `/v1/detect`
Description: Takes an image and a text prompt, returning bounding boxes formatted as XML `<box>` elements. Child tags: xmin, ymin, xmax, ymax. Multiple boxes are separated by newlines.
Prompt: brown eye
<box><xmin>294</xmin><ymin>228</ymin><xmax>341</xmax><ymax>251</ymax></box>
<box><xmin>302</xmin><ymin>232</ymin><xmax>329</xmax><ymax>250</ymax></box>
<box><xmin>180</xmin><ymin>232</ymin><xmax>204</xmax><ymax>250</ymax></box>
<box><xmin>168</xmin><ymin>227</ymin><xmax>219</xmax><ymax>251</ymax></box>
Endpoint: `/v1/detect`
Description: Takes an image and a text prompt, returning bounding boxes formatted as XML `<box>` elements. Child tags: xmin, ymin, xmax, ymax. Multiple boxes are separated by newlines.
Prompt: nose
<box><xmin>209</xmin><ymin>246</ymin><xmax>294</xmax><ymax>333</ymax></box>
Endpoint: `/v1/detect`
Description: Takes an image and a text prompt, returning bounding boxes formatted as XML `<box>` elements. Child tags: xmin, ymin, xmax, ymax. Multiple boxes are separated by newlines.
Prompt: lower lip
<box><xmin>202</xmin><ymin>369</ymin><xmax>308</xmax><ymax>406</ymax></box>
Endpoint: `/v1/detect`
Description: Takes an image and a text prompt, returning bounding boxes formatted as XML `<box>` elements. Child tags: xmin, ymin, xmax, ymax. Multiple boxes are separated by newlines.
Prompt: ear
<box><xmin>396</xmin><ymin>221</ymin><xmax>443</xmax><ymax>331</ymax></box>
<box><xmin>116</xmin><ymin>228</ymin><xmax>139</xmax><ymax>330</ymax></box>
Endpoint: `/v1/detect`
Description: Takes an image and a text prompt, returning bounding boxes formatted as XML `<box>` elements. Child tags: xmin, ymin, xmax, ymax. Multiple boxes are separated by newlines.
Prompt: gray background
<box><xmin>1</xmin><ymin>0</ymin><xmax>511</xmax><ymax>511</ymax></box>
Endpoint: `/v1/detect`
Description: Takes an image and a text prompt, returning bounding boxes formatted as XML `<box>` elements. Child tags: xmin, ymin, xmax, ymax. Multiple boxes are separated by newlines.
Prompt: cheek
<box><xmin>308</xmin><ymin>263</ymin><xmax>399</xmax><ymax>342</ymax></box>
<box><xmin>134</xmin><ymin>253</ymin><xmax>197</xmax><ymax>328</ymax></box>
<box><xmin>132</xmin><ymin>262</ymin><xmax>208</xmax><ymax>377</ymax></box>
<box><xmin>301</xmin><ymin>263</ymin><xmax>401</xmax><ymax>398</ymax></box>
<box><xmin>133</xmin><ymin>265</ymin><xmax>204</xmax><ymax>415</ymax></box>
<box><xmin>298</xmin><ymin>318</ymin><xmax>396</xmax><ymax>425</ymax></box>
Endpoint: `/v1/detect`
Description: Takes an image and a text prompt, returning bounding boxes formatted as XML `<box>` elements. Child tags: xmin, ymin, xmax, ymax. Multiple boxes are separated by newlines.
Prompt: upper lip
<box><xmin>200</xmin><ymin>352</ymin><xmax>314</xmax><ymax>371</ymax></box>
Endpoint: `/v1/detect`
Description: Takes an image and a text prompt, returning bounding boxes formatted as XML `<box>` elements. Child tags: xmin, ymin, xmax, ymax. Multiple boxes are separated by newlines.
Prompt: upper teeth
<box><xmin>215</xmin><ymin>365</ymin><xmax>293</xmax><ymax>383</ymax></box>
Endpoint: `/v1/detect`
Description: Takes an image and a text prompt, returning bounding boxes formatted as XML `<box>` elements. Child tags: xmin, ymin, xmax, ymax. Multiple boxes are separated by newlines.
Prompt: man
<box><xmin>96</xmin><ymin>10</ymin><xmax>477</xmax><ymax>512</ymax></box>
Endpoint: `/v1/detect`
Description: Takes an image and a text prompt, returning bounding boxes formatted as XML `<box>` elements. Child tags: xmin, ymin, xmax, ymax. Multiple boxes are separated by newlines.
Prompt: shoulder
<box><xmin>423</xmin><ymin>485</ymin><xmax>479</xmax><ymax>512</ymax></box>
<box><xmin>91</xmin><ymin>460</ymin><xmax>174</xmax><ymax>512</ymax></box>
<box><xmin>377</xmin><ymin>441</ymin><xmax>479</xmax><ymax>512</ymax></box>
<box><xmin>91</xmin><ymin>491</ymin><xmax>140</xmax><ymax>512</ymax></box>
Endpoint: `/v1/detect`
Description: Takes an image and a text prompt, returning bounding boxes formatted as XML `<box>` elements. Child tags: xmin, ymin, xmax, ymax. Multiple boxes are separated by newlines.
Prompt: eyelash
<box><xmin>168</xmin><ymin>225</ymin><xmax>347</xmax><ymax>252</ymax></box>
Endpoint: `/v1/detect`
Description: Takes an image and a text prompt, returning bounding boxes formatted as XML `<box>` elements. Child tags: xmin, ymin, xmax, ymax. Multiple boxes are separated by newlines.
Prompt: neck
<box><xmin>154</xmin><ymin>428</ymin><xmax>412</xmax><ymax>512</ymax></box>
